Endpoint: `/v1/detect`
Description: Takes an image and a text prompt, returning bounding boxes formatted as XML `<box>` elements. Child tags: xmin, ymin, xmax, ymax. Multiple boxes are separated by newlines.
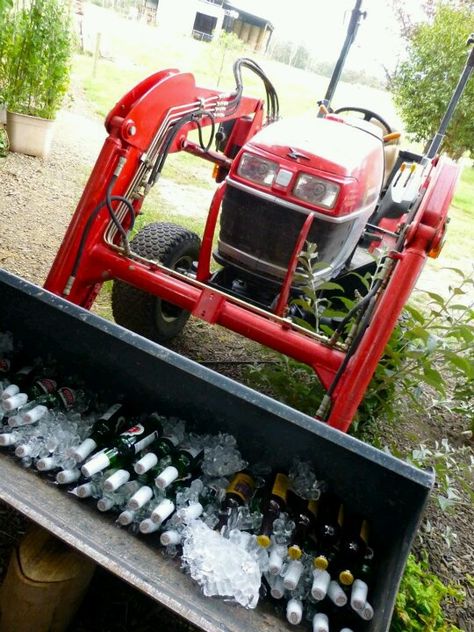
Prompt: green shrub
<box><xmin>0</xmin><ymin>0</ymin><xmax>73</xmax><ymax>119</ymax></box>
<box><xmin>392</xmin><ymin>554</ymin><xmax>464</xmax><ymax>631</ymax></box>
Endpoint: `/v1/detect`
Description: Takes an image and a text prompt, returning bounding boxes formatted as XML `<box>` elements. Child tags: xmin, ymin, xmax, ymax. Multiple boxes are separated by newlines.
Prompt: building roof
<box><xmin>223</xmin><ymin>1</ymin><xmax>274</xmax><ymax>30</ymax></box>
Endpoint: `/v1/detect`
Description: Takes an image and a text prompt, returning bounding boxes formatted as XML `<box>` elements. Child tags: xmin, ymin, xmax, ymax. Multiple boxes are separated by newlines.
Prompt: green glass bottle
<box><xmin>154</xmin><ymin>446</ymin><xmax>204</xmax><ymax>489</ymax></box>
<box><xmin>81</xmin><ymin>414</ymin><xmax>169</xmax><ymax>478</ymax></box>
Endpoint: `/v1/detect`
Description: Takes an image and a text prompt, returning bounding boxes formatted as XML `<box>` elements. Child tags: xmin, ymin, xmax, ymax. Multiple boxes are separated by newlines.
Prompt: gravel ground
<box><xmin>0</xmin><ymin>90</ymin><xmax>473</xmax><ymax>631</ymax></box>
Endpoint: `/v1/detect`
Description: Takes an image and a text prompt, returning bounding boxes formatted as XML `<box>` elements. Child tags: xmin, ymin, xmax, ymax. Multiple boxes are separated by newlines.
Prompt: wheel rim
<box><xmin>155</xmin><ymin>253</ymin><xmax>195</xmax><ymax>323</ymax></box>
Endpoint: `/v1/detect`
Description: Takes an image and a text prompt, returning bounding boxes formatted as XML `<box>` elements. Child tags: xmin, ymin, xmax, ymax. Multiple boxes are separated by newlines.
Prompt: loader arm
<box><xmin>44</xmin><ymin>69</ymin><xmax>265</xmax><ymax>306</ymax></box>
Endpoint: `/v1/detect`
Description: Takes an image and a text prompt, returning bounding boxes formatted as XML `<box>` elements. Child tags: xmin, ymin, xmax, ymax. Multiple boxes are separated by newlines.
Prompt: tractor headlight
<box><xmin>237</xmin><ymin>152</ymin><xmax>278</xmax><ymax>186</ymax></box>
<box><xmin>293</xmin><ymin>173</ymin><xmax>340</xmax><ymax>209</ymax></box>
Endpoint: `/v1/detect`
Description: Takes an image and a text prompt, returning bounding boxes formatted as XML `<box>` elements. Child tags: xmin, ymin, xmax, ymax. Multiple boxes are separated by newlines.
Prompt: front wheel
<box><xmin>111</xmin><ymin>222</ymin><xmax>201</xmax><ymax>343</ymax></box>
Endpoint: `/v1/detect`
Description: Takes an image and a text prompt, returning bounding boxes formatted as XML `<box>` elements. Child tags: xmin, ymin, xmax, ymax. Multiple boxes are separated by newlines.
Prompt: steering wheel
<box><xmin>334</xmin><ymin>106</ymin><xmax>393</xmax><ymax>136</ymax></box>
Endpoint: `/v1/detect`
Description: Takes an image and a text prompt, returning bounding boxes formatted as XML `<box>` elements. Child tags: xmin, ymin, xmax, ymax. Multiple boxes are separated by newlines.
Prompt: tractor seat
<box><xmin>370</xmin><ymin>119</ymin><xmax>402</xmax><ymax>187</ymax></box>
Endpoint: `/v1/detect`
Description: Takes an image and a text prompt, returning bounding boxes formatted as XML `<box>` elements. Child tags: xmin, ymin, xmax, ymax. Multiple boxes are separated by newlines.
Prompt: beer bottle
<box><xmin>287</xmin><ymin>494</ymin><xmax>318</xmax><ymax>560</ymax></box>
<box><xmin>70</xmin><ymin>403</ymin><xmax>137</xmax><ymax>463</ymax></box>
<box><xmin>215</xmin><ymin>471</ymin><xmax>256</xmax><ymax>532</ymax></box>
<box><xmin>335</xmin><ymin>513</ymin><xmax>369</xmax><ymax>587</ymax></box>
<box><xmin>256</xmin><ymin>472</ymin><xmax>290</xmax><ymax>548</ymax></box>
<box><xmin>312</xmin><ymin>492</ymin><xmax>344</xmax><ymax>571</ymax></box>
<box><xmin>154</xmin><ymin>446</ymin><xmax>204</xmax><ymax>489</ymax></box>
<box><xmin>133</xmin><ymin>429</ymin><xmax>181</xmax><ymax>475</ymax></box>
<box><xmin>81</xmin><ymin>414</ymin><xmax>166</xmax><ymax>477</ymax></box>
<box><xmin>350</xmin><ymin>545</ymin><xmax>374</xmax><ymax>611</ymax></box>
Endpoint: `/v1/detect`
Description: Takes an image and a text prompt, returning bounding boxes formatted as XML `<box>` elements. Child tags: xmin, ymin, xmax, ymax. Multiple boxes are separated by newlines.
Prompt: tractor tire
<box><xmin>111</xmin><ymin>222</ymin><xmax>201</xmax><ymax>344</ymax></box>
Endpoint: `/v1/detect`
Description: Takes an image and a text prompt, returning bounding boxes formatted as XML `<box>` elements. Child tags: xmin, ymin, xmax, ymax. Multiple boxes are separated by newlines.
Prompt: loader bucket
<box><xmin>0</xmin><ymin>268</ymin><xmax>433</xmax><ymax>632</ymax></box>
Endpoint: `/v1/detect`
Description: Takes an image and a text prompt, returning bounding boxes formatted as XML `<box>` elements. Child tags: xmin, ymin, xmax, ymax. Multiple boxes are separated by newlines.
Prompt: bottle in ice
<box><xmin>214</xmin><ymin>471</ymin><xmax>257</xmax><ymax>532</ymax></box>
<box><xmin>312</xmin><ymin>492</ymin><xmax>344</xmax><ymax>571</ymax></box>
<box><xmin>154</xmin><ymin>445</ymin><xmax>204</xmax><ymax>490</ymax></box>
<box><xmin>81</xmin><ymin>413</ymin><xmax>167</xmax><ymax>477</ymax></box>
<box><xmin>256</xmin><ymin>472</ymin><xmax>290</xmax><ymax>548</ymax></box>
<box><xmin>70</xmin><ymin>402</ymin><xmax>136</xmax><ymax>463</ymax></box>
<box><xmin>133</xmin><ymin>427</ymin><xmax>181</xmax><ymax>475</ymax></box>
<box><xmin>287</xmin><ymin>492</ymin><xmax>318</xmax><ymax>560</ymax></box>
<box><xmin>3</xmin><ymin>385</ymin><xmax>90</xmax><ymax>423</ymax></box>
<box><xmin>334</xmin><ymin>512</ymin><xmax>369</xmax><ymax>587</ymax></box>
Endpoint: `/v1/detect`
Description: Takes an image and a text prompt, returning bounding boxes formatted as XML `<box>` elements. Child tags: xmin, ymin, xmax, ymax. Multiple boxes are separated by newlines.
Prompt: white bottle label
<box><xmin>101</xmin><ymin>403</ymin><xmax>122</xmax><ymax>421</ymax></box>
<box><xmin>133</xmin><ymin>432</ymin><xmax>158</xmax><ymax>454</ymax></box>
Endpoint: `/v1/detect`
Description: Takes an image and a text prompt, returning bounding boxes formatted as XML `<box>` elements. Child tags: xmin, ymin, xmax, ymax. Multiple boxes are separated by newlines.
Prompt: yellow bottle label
<box><xmin>271</xmin><ymin>473</ymin><xmax>289</xmax><ymax>502</ymax></box>
<box><xmin>307</xmin><ymin>499</ymin><xmax>318</xmax><ymax>519</ymax></box>
<box><xmin>338</xmin><ymin>504</ymin><xmax>344</xmax><ymax>527</ymax></box>
<box><xmin>226</xmin><ymin>472</ymin><xmax>255</xmax><ymax>504</ymax></box>
<box><xmin>360</xmin><ymin>519</ymin><xmax>369</xmax><ymax>545</ymax></box>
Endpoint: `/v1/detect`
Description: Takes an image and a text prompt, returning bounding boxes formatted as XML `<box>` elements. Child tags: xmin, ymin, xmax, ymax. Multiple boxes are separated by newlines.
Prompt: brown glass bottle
<box><xmin>334</xmin><ymin>513</ymin><xmax>369</xmax><ymax>586</ymax></box>
<box><xmin>215</xmin><ymin>471</ymin><xmax>257</xmax><ymax>532</ymax></box>
<box><xmin>287</xmin><ymin>492</ymin><xmax>318</xmax><ymax>560</ymax></box>
<box><xmin>312</xmin><ymin>492</ymin><xmax>344</xmax><ymax>571</ymax></box>
<box><xmin>256</xmin><ymin>472</ymin><xmax>289</xmax><ymax>548</ymax></box>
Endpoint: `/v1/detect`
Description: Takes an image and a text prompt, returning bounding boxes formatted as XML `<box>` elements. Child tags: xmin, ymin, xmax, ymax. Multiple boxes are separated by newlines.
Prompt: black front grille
<box><xmin>218</xmin><ymin>186</ymin><xmax>355</xmax><ymax>272</ymax></box>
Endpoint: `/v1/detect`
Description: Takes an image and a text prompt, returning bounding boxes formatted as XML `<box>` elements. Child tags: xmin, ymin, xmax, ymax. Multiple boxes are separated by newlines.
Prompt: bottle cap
<box><xmin>256</xmin><ymin>534</ymin><xmax>271</xmax><ymax>549</ymax></box>
<box><xmin>160</xmin><ymin>530</ymin><xmax>181</xmax><ymax>546</ymax></box>
<box><xmin>97</xmin><ymin>497</ymin><xmax>114</xmax><ymax>512</ymax></box>
<box><xmin>36</xmin><ymin>457</ymin><xmax>57</xmax><ymax>472</ymax></box>
<box><xmin>1</xmin><ymin>384</ymin><xmax>19</xmax><ymax>399</ymax></box>
<box><xmin>127</xmin><ymin>485</ymin><xmax>153</xmax><ymax>511</ymax></box>
<box><xmin>176</xmin><ymin>502</ymin><xmax>203</xmax><ymax>523</ymax></box>
<box><xmin>270</xmin><ymin>576</ymin><xmax>285</xmax><ymax>600</ymax></box>
<box><xmin>339</xmin><ymin>569</ymin><xmax>354</xmax><ymax>586</ymax></box>
<box><xmin>151</xmin><ymin>498</ymin><xmax>175</xmax><ymax>524</ymax></box>
<box><xmin>56</xmin><ymin>468</ymin><xmax>81</xmax><ymax>485</ymax></box>
<box><xmin>311</xmin><ymin>568</ymin><xmax>331</xmax><ymax>601</ymax></box>
<box><xmin>286</xmin><ymin>598</ymin><xmax>303</xmax><ymax>625</ymax></box>
<box><xmin>103</xmin><ymin>469</ymin><xmax>130</xmax><ymax>493</ymax></box>
<box><xmin>15</xmin><ymin>444</ymin><xmax>31</xmax><ymax>458</ymax></box>
<box><xmin>287</xmin><ymin>544</ymin><xmax>303</xmax><ymax>560</ymax></box>
<box><xmin>2</xmin><ymin>392</ymin><xmax>28</xmax><ymax>411</ymax></box>
<box><xmin>70</xmin><ymin>438</ymin><xmax>98</xmax><ymax>463</ymax></box>
<box><xmin>81</xmin><ymin>452</ymin><xmax>110</xmax><ymax>478</ymax></box>
<box><xmin>268</xmin><ymin>548</ymin><xmax>284</xmax><ymax>575</ymax></box>
<box><xmin>312</xmin><ymin>612</ymin><xmax>329</xmax><ymax>632</ymax></box>
<box><xmin>350</xmin><ymin>578</ymin><xmax>368</xmax><ymax>610</ymax></box>
<box><xmin>22</xmin><ymin>405</ymin><xmax>48</xmax><ymax>424</ymax></box>
<box><xmin>360</xmin><ymin>601</ymin><xmax>374</xmax><ymax>621</ymax></box>
<box><xmin>283</xmin><ymin>559</ymin><xmax>304</xmax><ymax>591</ymax></box>
<box><xmin>155</xmin><ymin>465</ymin><xmax>179</xmax><ymax>489</ymax></box>
<box><xmin>117</xmin><ymin>510</ymin><xmax>135</xmax><ymax>526</ymax></box>
<box><xmin>0</xmin><ymin>433</ymin><xmax>17</xmax><ymax>446</ymax></box>
<box><xmin>313</xmin><ymin>555</ymin><xmax>329</xmax><ymax>570</ymax></box>
<box><xmin>327</xmin><ymin>580</ymin><xmax>347</xmax><ymax>607</ymax></box>
<box><xmin>75</xmin><ymin>482</ymin><xmax>94</xmax><ymax>498</ymax></box>
<box><xmin>139</xmin><ymin>518</ymin><xmax>160</xmax><ymax>534</ymax></box>
<box><xmin>134</xmin><ymin>452</ymin><xmax>158</xmax><ymax>475</ymax></box>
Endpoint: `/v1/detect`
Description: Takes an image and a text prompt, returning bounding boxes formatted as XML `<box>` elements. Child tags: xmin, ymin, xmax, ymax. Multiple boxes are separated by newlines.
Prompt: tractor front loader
<box><xmin>44</xmin><ymin>6</ymin><xmax>473</xmax><ymax>433</ymax></box>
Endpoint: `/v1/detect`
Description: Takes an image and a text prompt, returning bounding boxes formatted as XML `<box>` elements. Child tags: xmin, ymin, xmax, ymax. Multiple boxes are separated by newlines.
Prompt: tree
<box><xmin>391</xmin><ymin>4</ymin><xmax>474</xmax><ymax>159</ymax></box>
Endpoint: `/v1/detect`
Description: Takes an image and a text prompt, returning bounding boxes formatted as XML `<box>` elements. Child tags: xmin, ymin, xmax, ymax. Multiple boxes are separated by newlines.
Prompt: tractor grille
<box><xmin>217</xmin><ymin>185</ymin><xmax>356</xmax><ymax>280</ymax></box>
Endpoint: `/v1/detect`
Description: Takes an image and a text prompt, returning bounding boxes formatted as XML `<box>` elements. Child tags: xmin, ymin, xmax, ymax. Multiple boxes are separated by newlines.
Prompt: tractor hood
<box><xmin>246</xmin><ymin>114</ymin><xmax>383</xmax><ymax>180</ymax></box>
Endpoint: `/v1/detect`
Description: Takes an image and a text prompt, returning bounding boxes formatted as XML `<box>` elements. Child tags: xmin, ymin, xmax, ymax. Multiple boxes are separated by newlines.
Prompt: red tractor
<box><xmin>44</xmin><ymin>4</ymin><xmax>473</xmax><ymax>432</ymax></box>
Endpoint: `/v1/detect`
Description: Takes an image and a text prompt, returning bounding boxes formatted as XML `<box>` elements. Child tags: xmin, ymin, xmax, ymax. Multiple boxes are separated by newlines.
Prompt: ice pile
<box><xmin>200</xmin><ymin>433</ymin><xmax>248</xmax><ymax>478</ymax></box>
<box><xmin>289</xmin><ymin>459</ymin><xmax>325</xmax><ymax>500</ymax></box>
<box><xmin>181</xmin><ymin>520</ymin><xmax>262</xmax><ymax>609</ymax></box>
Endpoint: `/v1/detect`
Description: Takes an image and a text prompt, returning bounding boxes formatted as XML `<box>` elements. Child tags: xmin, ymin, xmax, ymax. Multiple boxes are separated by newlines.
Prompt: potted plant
<box><xmin>0</xmin><ymin>0</ymin><xmax>73</xmax><ymax>158</ymax></box>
